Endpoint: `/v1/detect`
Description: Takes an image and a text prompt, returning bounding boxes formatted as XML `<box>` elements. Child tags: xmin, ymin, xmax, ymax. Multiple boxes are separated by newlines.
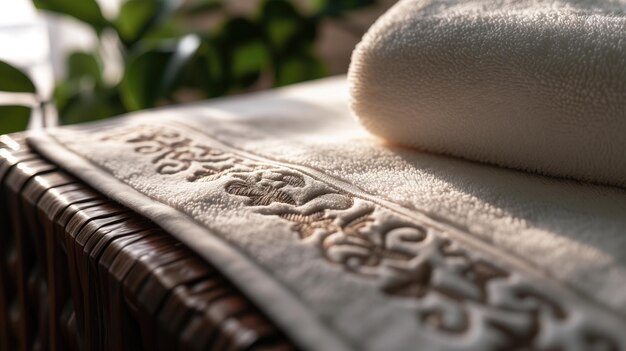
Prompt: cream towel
<box><xmin>349</xmin><ymin>0</ymin><xmax>626</xmax><ymax>187</ymax></box>
<box><xmin>26</xmin><ymin>77</ymin><xmax>626</xmax><ymax>350</ymax></box>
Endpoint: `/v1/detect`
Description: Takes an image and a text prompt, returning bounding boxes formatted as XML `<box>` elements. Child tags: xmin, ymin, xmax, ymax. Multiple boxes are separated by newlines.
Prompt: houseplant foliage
<box><xmin>0</xmin><ymin>60</ymin><xmax>38</xmax><ymax>134</ymax></box>
<box><xmin>27</xmin><ymin>0</ymin><xmax>376</xmax><ymax>127</ymax></box>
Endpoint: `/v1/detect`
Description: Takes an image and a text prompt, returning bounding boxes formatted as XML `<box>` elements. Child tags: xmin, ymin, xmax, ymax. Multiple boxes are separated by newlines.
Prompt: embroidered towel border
<box><xmin>28</xmin><ymin>121</ymin><xmax>626</xmax><ymax>350</ymax></box>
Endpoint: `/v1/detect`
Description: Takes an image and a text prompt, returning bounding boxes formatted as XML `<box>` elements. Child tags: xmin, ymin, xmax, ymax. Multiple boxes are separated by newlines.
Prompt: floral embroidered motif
<box><xmin>102</xmin><ymin>126</ymin><xmax>622</xmax><ymax>351</ymax></box>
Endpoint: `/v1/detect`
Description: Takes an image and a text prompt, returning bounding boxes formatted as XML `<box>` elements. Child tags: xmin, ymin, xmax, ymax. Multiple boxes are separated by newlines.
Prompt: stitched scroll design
<box><xmin>102</xmin><ymin>126</ymin><xmax>621</xmax><ymax>351</ymax></box>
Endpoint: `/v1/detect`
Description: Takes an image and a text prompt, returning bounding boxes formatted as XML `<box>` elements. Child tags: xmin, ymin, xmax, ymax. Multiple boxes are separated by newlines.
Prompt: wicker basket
<box><xmin>0</xmin><ymin>133</ymin><xmax>295</xmax><ymax>351</ymax></box>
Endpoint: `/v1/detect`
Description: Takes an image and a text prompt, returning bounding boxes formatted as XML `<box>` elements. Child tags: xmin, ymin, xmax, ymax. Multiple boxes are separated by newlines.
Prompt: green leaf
<box><xmin>266</xmin><ymin>17</ymin><xmax>298</xmax><ymax>50</ymax></box>
<box><xmin>140</xmin><ymin>19</ymin><xmax>186</xmax><ymax>45</ymax></box>
<box><xmin>33</xmin><ymin>0</ymin><xmax>108</xmax><ymax>33</ymax></box>
<box><xmin>275</xmin><ymin>52</ymin><xmax>326</xmax><ymax>86</ymax></box>
<box><xmin>121</xmin><ymin>35</ymin><xmax>201</xmax><ymax>110</ymax></box>
<box><xmin>117</xmin><ymin>0</ymin><xmax>160</xmax><ymax>44</ymax></box>
<box><xmin>232</xmin><ymin>41</ymin><xmax>270</xmax><ymax>79</ymax></box>
<box><xmin>0</xmin><ymin>106</ymin><xmax>31</xmax><ymax>134</ymax></box>
<box><xmin>260</xmin><ymin>0</ymin><xmax>315</xmax><ymax>51</ymax></box>
<box><xmin>53</xmin><ymin>80</ymin><xmax>77</xmax><ymax>112</ymax></box>
<box><xmin>219</xmin><ymin>17</ymin><xmax>261</xmax><ymax>42</ymax></box>
<box><xmin>116</xmin><ymin>0</ymin><xmax>183</xmax><ymax>46</ymax></box>
<box><xmin>312</xmin><ymin>0</ymin><xmax>376</xmax><ymax>17</ymax></box>
<box><xmin>202</xmin><ymin>41</ymin><xmax>225</xmax><ymax>85</ymax></box>
<box><xmin>67</xmin><ymin>52</ymin><xmax>102</xmax><ymax>85</ymax></box>
<box><xmin>0</xmin><ymin>60</ymin><xmax>36</xmax><ymax>94</ymax></box>
<box><xmin>58</xmin><ymin>91</ymin><xmax>123</xmax><ymax>125</ymax></box>
<box><xmin>121</xmin><ymin>50</ymin><xmax>170</xmax><ymax>111</ymax></box>
<box><xmin>179</xmin><ymin>40</ymin><xmax>227</xmax><ymax>97</ymax></box>
<box><xmin>181</xmin><ymin>0</ymin><xmax>223</xmax><ymax>15</ymax></box>
<box><xmin>160</xmin><ymin>35</ymin><xmax>202</xmax><ymax>95</ymax></box>
<box><xmin>215</xmin><ymin>18</ymin><xmax>269</xmax><ymax>88</ymax></box>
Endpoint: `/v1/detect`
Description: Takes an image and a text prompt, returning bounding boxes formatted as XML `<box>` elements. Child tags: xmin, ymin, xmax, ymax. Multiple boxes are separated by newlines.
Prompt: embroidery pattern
<box><xmin>102</xmin><ymin>126</ymin><xmax>621</xmax><ymax>351</ymax></box>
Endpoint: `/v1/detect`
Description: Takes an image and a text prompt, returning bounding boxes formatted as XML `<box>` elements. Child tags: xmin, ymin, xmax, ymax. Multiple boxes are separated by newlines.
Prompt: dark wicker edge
<box><xmin>0</xmin><ymin>133</ymin><xmax>296</xmax><ymax>351</ymax></box>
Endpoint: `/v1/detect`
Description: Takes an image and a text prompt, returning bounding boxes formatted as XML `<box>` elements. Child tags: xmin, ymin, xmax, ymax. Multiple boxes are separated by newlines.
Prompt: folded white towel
<box><xmin>27</xmin><ymin>77</ymin><xmax>626</xmax><ymax>350</ymax></box>
<box><xmin>349</xmin><ymin>0</ymin><xmax>626</xmax><ymax>187</ymax></box>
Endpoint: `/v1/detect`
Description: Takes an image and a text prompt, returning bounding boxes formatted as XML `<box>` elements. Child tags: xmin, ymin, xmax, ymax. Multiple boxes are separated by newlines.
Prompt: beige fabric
<box><xmin>28</xmin><ymin>77</ymin><xmax>626</xmax><ymax>350</ymax></box>
<box><xmin>349</xmin><ymin>0</ymin><xmax>626</xmax><ymax>187</ymax></box>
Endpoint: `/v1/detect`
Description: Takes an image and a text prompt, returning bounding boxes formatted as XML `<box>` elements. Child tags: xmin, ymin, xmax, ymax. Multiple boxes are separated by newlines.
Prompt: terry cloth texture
<box><xmin>27</xmin><ymin>77</ymin><xmax>626</xmax><ymax>350</ymax></box>
<box><xmin>349</xmin><ymin>0</ymin><xmax>626</xmax><ymax>187</ymax></box>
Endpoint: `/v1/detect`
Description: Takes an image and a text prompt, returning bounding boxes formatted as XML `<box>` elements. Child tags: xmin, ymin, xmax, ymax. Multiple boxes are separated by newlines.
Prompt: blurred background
<box><xmin>0</xmin><ymin>0</ymin><xmax>396</xmax><ymax>134</ymax></box>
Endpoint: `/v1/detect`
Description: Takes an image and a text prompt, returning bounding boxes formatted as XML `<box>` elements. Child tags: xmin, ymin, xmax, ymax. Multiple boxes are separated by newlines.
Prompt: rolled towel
<box><xmin>349</xmin><ymin>0</ymin><xmax>626</xmax><ymax>187</ymax></box>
